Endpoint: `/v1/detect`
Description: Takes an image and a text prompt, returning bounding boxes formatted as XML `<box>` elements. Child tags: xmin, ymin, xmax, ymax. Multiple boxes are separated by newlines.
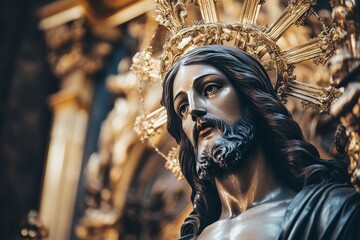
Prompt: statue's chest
<box><xmin>198</xmin><ymin>200</ymin><xmax>291</xmax><ymax>240</ymax></box>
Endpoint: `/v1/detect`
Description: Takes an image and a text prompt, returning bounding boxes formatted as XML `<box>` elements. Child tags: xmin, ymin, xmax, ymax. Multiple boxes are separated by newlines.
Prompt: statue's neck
<box><xmin>214</xmin><ymin>145</ymin><xmax>294</xmax><ymax>219</ymax></box>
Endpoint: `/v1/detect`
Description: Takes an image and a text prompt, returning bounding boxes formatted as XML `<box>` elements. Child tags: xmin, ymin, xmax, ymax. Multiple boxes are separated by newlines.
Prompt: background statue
<box><xmin>162</xmin><ymin>45</ymin><xmax>360</xmax><ymax>239</ymax></box>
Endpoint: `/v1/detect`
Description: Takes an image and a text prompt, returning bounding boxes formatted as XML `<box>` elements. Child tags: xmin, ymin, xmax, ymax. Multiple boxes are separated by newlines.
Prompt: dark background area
<box><xmin>0</xmin><ymin>0</ymin><xmax>57</xmax><ymax>239</ymax></box>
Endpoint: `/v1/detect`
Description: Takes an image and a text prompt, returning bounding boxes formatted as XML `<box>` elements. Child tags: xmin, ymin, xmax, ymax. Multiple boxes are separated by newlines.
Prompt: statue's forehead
<box><xmin>172</xmin><ymin>64</ymin><xmax>224</xmax><ymax>97</ymax></box>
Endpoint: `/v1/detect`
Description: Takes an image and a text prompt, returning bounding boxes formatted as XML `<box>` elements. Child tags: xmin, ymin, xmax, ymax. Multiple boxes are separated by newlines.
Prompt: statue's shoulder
<box><xmin>278</xmin><ymin>182</ymin><xmax>360</xmax><ymax>240</ymax></box>
<box><xmin>290</xmin><ymin>182</ymin><xmax>359</xmax><ymax>210</ymax></box>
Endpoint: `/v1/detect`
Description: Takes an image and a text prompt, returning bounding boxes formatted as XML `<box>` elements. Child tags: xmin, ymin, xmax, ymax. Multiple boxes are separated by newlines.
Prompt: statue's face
<box><xmin>172</xmin><ymin>64</ymin><xmax>243</xmax><ymax>146</ymax></box>
<box><xmin>172</xmin><ymin>64</ymin><xmax>254</xmax><ymax>179</ymax></box>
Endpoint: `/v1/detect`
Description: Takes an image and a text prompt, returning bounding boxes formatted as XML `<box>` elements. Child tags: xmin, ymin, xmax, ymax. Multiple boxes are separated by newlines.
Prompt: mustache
<box><xmin>192</xmin><ymin>114</ymin><xmax>231</xmax><ymax>149</ymax></box>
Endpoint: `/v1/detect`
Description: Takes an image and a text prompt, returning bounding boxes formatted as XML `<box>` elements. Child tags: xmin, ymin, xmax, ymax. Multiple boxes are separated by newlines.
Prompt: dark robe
<box><xmin>277</xmin><ymin>183</ymin><xmax>360</xmax><ymax>240</ymax></box>
<box><xmin>180</xmin><ymin>183</ymin><xmax>360</xmax><ymax>239</ymax></box>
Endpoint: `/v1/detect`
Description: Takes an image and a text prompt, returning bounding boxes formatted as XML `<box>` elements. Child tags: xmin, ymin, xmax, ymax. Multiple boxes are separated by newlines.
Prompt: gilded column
<box><xmin>36</xmin><ymin>1</ymin><xmax>117</xmax><ymax>239</ymax></box>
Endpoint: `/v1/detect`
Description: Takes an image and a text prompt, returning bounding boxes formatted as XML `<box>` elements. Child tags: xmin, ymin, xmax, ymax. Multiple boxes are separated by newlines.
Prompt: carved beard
<box><xmin>194</xmin><ymin>112</ymin><xmax>256</xmax><ymax>180</ymax></box>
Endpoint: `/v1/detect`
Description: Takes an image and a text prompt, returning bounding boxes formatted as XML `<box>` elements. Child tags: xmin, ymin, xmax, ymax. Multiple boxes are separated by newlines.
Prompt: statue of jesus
<box><xmin>161</xmin><ymin>45</ymin><xmax>360</xmax><ymax>239</ymax></box>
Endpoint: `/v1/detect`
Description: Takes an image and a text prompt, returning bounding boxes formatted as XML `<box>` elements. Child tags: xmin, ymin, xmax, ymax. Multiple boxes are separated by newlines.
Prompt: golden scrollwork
<box><xmin>329</xmin><ymin>0</ymin><xmax>360</xmax><ymax>191</ymax></box>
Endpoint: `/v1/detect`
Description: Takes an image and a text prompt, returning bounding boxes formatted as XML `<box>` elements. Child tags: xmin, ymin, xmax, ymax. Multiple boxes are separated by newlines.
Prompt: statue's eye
<box><xmin>204</xmin><ymin>83</ymin><xmax>222</xmax><ymax>97</ymax></box>
<box><xmin>179</xmin><ymin>103</ymin><xmax>189</xmax><ymax>117</ymax></box>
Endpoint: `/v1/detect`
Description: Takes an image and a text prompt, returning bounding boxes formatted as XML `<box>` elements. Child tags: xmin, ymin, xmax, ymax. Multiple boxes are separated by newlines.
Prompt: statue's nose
<box><xmin>190</xmin><ymin>108</ymin><xmax>206</xmax><ymax>122</ymax></box>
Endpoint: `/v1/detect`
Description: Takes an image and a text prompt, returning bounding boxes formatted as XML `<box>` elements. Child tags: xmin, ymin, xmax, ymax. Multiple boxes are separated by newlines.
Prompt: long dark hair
<box><xmin>161</xmin><ymin>45</ymin><xmax>348</xmax><ymax>238</ymax></box>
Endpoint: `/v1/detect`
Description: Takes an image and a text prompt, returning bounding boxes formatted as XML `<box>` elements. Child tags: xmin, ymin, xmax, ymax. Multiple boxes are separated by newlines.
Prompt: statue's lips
<box><xmin>199</xmin><ymin>126</ymin><xmax>213</xmax><ymax>138</ymax></box>
<box><xmin>196</xmin><ymin>121</ymin><xmax>215</xmax><ymax>140</ymax></box>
